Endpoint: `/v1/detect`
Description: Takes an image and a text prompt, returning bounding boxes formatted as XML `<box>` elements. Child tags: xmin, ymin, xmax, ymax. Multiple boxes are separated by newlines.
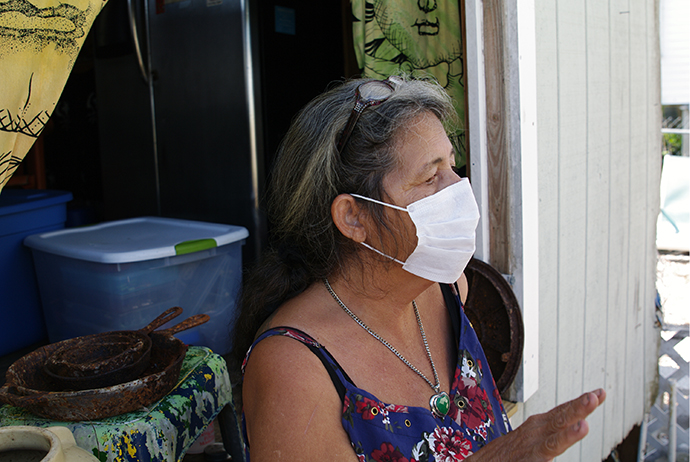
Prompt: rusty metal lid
<box><xmin>463</xmin><ymin>257</ymin><xmax>524</xmax><ymax>395</ymax></box>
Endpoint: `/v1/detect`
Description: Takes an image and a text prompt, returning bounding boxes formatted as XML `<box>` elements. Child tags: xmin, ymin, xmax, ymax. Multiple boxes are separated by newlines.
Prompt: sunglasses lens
<box><xmin>337</xmin><ymin>79</ymin><xmax>396</xmax><ymax>154</ymax></box>
<box><xmin>358</xmin><ymin>81</ymin><xmax>394</xmax><ymax>102</ymax></box>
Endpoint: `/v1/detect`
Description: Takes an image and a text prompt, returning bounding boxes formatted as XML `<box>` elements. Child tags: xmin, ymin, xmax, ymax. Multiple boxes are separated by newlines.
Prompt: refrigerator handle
<box><xmin>127</xmin><ymin>0</ymin><xmax>149</xmax><ymax>83</ymax></box>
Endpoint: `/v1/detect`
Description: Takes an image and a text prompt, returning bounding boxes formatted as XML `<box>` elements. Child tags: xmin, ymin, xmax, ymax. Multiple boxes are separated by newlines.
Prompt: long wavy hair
<box><xmin>230</xmin><ymin>75</ymin><xmax>456</xmax><ymax>379</ymax></box>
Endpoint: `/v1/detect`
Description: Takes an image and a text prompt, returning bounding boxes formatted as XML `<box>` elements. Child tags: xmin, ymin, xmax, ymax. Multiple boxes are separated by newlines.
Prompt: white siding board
<box><xmin>603</xmin><ymin>0</ymin><xmax>632</xmax><ymax>451</ymax></box>
<box><xmin>582</xmin><ymin>0</ymin><xmax>611</xmax><ymax>460</ymax></box>
<box><xmin>645</xmin><ymin>0</ymin><xmax>662</xmax><ymax>417</ymax></box>
<box><xmin>660</xmin><ymin>0</ymin><xmax>690</xmax><ymax>104</ymax></box>
<box><xmin>623</xmin><ymin>0</ymin><xmax>649</xmax><ymax>442</ymax></box>
<box><xmin>507</xmin><ymin>0</ymin><xmax>660</xmax><ymax>458</ymax></box>
<box><xmin>514</xmin><ymin>0</ymin><xmax>541</xmax><ymax>403</ymax></box>
<box><xmin>555</xmin><ymin>1</ymin><xmax>588</xmax><ymax>460</ymax></box>
<box><xmin>526</xmin><ymin>0</ymin><xmax>559</xmax><ymax>424</ymax></box>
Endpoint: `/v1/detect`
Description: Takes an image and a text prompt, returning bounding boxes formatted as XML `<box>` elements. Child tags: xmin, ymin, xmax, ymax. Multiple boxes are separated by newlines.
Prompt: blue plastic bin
<box><xmin>24</xmin><ymin>217</ymin><xmax>248</xmax><ymax>355</ymax></box>
<box><xmin>0</xmin><ymin>189</ymin><xmax>72</xmax><ymax>356</ymax></box>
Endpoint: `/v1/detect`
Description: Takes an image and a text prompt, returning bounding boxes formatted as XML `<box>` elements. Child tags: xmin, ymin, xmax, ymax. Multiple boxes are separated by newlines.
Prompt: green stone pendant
<box><xmin>429</xmin><ymin>391</ymin><xmax>450</xmax><ymax>418</ymax></box>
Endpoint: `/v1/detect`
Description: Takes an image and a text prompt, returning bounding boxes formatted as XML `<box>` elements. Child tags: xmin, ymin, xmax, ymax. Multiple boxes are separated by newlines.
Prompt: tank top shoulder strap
<box><xmin>440</xmin><ymin>282</ymin><xmax>462</xmax><ymax>345</ymax></box>
<box><xmin>242</xmin><ymin>326</ymin><xmax>354</xmax><ymax>402</ymax></box>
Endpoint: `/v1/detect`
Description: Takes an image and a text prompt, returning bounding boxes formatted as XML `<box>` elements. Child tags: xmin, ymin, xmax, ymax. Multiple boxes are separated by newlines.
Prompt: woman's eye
<box><xmin>425</xmin><ymin>175</ymin><xmax>437</xmax><ymax>184</ymax></box>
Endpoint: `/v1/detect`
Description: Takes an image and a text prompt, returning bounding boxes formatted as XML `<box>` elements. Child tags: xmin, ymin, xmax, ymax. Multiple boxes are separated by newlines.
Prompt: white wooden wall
<box><xmin>509</xmin><ymin>1</ymin><xmax>662</xmax><ymax>460</ymax></box>
<box><xmin>660</xmin><ymin>0</ymin><xmax>690</xmax><ymax>105</ymax></box>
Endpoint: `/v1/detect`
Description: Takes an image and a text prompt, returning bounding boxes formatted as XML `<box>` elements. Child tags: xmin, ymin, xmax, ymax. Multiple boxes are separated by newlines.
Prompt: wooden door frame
<box><xmin>464</xmin><ymin>0</ymin><xmax>540</xmax><ymax>403</ymax></box>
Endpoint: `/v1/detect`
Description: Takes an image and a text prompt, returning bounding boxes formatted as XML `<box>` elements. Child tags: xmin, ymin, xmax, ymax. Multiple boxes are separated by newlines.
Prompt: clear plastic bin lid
<box><xmin>24</xmin><ymin>216</ymin><xmax>249</xmax><ymax>264</ymax></box>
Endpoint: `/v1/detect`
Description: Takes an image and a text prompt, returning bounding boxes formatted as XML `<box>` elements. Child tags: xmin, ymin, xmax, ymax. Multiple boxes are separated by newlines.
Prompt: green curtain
<box><xmin>351</xmin><ymin>0</ymin><xmax>467</xmax><ymax>167</ymax></box>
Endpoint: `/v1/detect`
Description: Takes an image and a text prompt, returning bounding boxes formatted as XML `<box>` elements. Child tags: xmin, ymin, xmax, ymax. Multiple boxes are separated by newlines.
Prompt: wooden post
<box><xmin>482</xmin><ymin>0</ymin><xmax>511</xmax><ymax>274</ymax></box>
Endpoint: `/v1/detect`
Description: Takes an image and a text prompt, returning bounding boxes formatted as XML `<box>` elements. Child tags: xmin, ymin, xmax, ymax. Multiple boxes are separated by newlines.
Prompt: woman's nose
<box><xmin>439</xmin><ymin>169</ymin><xmax>462</xmax><ymax>191</ymax></box>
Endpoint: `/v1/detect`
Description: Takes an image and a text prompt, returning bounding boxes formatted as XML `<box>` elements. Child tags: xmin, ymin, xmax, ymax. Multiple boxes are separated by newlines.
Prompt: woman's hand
<box><xmin>469</xmin><ymin>388</ymin><xmax>606</xmax><ymax>461</ymax></box>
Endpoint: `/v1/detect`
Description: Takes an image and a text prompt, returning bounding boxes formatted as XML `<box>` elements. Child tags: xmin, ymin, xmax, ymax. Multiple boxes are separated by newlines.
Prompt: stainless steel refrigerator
<box><xmin>92</xmin><ymin>0</ymin><xmax>264</xmax><ymax>260</ymax></box>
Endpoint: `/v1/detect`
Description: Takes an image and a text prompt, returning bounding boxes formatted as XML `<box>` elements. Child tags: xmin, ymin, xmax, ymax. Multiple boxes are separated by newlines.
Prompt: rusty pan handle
<box><xmin>0</xmin><ymin>384</ymin><xmax>49</xmax><ymax>407</ymax></box>
<box><xmin>139</xmin><ymin>306</ymin><xmax>184</xmax><ymax>334</ymax></box>
<box><xmin>157</xmin><ymin>314</ymin><xmax>210</xmax><ymax>336</ymax></box>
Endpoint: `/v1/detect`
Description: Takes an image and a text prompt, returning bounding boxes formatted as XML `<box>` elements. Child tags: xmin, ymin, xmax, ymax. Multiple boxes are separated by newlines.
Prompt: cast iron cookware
<box><xmin>463</xmin><ymin>257</ymin><xmax>524</xmax><ymax>395</ymax></box>
<box><xmin>0</xmin><ymin>313</ymin><xmax>209</xmax><ymax>421</ymax></box>
<box><xmin>43</xmin><ymin>306</ymin><xmax>183</xmax><ymax>390</ymax></box>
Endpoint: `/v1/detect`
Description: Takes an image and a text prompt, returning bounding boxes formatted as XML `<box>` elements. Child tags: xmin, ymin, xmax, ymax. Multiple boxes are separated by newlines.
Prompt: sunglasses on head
<box><xmin>336</xmin><ymin>78</ymin><xmax>398</xmax><ymax>154</ymax></box>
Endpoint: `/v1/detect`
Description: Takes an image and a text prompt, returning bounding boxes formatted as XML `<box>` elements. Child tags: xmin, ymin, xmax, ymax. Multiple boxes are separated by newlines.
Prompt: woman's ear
<box><xmin>331</xmin><ymin>194</ymin><xmax>367</xmax><ymax>243</ymax></box>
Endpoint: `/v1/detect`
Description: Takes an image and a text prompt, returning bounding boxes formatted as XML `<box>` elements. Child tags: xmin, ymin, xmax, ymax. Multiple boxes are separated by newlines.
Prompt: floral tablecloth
<box><xmin>0</xmin><ymin>347</ymin><xmax>233</xmax><ymax>462</ymax></box>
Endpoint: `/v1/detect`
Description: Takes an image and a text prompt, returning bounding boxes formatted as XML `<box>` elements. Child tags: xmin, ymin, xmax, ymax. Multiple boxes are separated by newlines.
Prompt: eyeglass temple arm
<box><xmin>336</xmin><ymin>102</ymin><xmax>367</xmax><ymax>153</ymax></box>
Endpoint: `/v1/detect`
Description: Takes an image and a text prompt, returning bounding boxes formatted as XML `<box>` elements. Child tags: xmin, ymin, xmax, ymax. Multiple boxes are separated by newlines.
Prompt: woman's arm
<box><xmin>242</xmin><ymin>335</ymin><xmax>359</xmax><ymax>461</ymax></box>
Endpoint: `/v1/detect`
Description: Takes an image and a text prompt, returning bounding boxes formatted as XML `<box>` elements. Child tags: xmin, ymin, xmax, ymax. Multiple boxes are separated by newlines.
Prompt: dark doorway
<box><xmin>254</xmin><ymin>0</ymin><xmax>358</xmax><ymax>177</ymax></box>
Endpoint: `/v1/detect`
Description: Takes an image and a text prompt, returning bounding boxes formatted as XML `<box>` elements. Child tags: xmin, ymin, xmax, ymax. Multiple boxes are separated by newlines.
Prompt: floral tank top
<box><xmin>241</xmin><ymin>284</ymin><xmax>512</xmax><ymax>461</ymax></box>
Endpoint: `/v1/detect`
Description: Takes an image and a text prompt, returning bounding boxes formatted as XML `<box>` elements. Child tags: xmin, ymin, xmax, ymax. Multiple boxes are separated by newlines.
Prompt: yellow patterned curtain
<box><xmin>0</xmin><ymin>0</ymin><xmax>109</xmax><ymax>192</ymax></box>
<box><xmin>351</xmin><ymin>0</ymin><xmax>466</xmax><ymax>167</ymax></box>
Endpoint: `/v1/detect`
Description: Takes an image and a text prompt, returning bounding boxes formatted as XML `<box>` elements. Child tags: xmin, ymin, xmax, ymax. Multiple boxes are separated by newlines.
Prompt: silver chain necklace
<box><xmin>323</xmin><ymin>278</ymin><xmax>451</xmax><ymax>418</ymax></box>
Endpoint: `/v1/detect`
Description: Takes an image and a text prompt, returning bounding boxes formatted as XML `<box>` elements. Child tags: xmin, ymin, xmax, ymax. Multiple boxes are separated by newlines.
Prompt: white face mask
<box><xmin>352</xmin><ymin>179</ymin><xmax>480</xmax><ymax>284</ymax></box>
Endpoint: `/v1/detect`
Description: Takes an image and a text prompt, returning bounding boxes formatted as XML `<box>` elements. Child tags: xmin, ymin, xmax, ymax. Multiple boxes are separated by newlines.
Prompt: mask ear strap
<box><xmin>350</xmin><ymin>194</ymin><xmax>408</xmax><ymax>212</ymax></box>
<box><xmin>360</xmin><ymin>242</ymin><xmax>405</xmax><ymax>266</ymax></box>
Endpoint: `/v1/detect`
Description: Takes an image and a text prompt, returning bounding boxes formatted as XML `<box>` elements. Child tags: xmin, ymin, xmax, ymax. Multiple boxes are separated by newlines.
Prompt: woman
<box><xmin>232</xmin><ymin>75</ymin><xmax>605</xmax><ymax>461</ymax></box>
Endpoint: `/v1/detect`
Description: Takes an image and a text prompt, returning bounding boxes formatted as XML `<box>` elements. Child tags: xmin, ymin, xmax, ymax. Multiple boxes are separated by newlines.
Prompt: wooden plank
<box><xmin>554</xmin><ymin>2</ymin><xmax>588</xmax><ymax>460</ymax></box>
<box><xmin>581</xmin><ymin>0</ymin><xmax>611</xmax><ymax>459</ymax></box>
<box><xmin>602</xmin><ymin>0</ymin><xmax>632</xmax><ymax>452</ymax></box>
<box><xmin>483</xmin><ymin>0</ymin><xmax>511</xmax><ymax>273</ymax></box>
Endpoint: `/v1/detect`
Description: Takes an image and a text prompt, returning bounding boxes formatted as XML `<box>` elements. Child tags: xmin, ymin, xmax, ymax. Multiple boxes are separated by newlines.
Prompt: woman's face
<box><xmin>373</xmin><ymin>112</ymin><xmax>460</xmax><ymax>260</ymax></box>
<box><xmin>383</xmin><ymin>112</ymin><xmax>459</xmax><ymax>207</ymax></box>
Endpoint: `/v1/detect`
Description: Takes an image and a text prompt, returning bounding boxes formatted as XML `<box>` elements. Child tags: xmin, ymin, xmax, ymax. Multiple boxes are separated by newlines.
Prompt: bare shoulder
<box><xmin>242</xmin><ymin>333</ymin><xmax>357</xmax><ymax>462</ymax></box>
<box><xmin>457</xmin><ymin>272</ymin><xmax>469</xmax><ymax>304</ymax></box>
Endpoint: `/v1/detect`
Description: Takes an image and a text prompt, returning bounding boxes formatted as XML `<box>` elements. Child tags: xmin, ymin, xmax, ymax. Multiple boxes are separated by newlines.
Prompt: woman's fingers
<box><xmin>535</xmin><ymin>389</ymin><xmax>606</xmax><ymax>459</ymax></box>
<box><xmin>539</xmin><ymin>417</ymin><xmax>590</xmax><ymax>458</ymax></box>
<box><xmin>550</xmin><ymin>389</ymin><xmax>605</xmax><ymax>429</ymax></box>
<box><xmin>466</xmin><ymin>389</ymin><xmax>607</xmax><ymax>461</ymax></box>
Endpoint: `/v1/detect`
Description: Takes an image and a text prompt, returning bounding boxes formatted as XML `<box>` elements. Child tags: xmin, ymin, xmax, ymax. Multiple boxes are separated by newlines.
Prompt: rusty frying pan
<box><xmin>463</xmin><ymin>257</ymin><xmax>524</xmax><ymax>395</ymax></box>
<box><xmin>42</xmin><ymin>307</ymin><xmax>183</xmax><ymax>391</ymax></box>
<box><xmin>0</xmin><ymin>313</ymin><xmax>210</xmax><ymax>421</ymax></box>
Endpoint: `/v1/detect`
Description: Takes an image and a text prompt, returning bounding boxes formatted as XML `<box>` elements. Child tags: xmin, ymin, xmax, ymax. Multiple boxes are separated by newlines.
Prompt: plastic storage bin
<box><xmin>0</xmin><ymin>189</ymin><xmax>73</xmax><ymax>356</ymax></box>
<box><xmin>24</xmin><ymin>217</ymin><xmax>248</xmax><ymax>355</ymax></box>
